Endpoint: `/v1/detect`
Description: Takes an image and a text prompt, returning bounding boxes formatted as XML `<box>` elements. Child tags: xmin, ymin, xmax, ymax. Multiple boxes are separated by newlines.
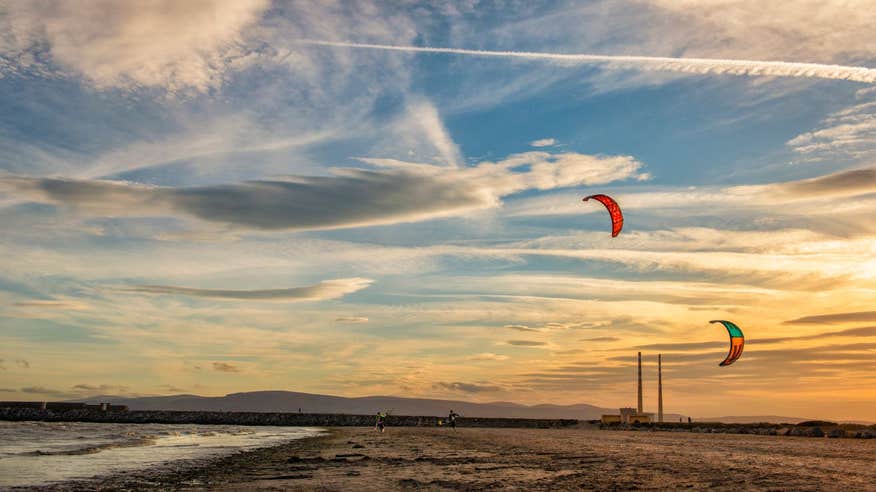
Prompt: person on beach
<box><xmin>376</xmin><ymin>411</ymin><xmax>387</xmax><ymax>432</ymax></box>
<box><xmin>447</xmin><ymin>410</ymin><xmax>459</xmax><ymax>429</ymax></box>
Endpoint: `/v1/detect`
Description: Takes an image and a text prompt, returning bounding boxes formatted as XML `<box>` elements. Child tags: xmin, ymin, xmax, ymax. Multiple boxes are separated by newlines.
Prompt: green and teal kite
<box><xmin>710</xmin><ymin>320</ymin><xmax>745</xmax><ymax>367</ymax></box>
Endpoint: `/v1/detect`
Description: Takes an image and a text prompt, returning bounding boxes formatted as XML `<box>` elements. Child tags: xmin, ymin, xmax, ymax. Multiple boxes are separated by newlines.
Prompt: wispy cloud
<box><xmin>504</xmin><ymin>324</ymin><xmax>539</xmax><ymax>332</ymax></box>
<box><xmin>785</xmin><ymin>312</ymin><xmax>876</xmax><ymax>324</ymax></box>
<box><xmin>335</xmin><ymin>316</ymin><xmax>370</xmax><ymax>323</ymax></box>
<box><xmin>212</xmin><ymin>362</ymin><xmax>241</xmax><ymax>373</ymax></box>
<box><xmin>507</xmin><ymin>340</ymin><xmax>547</xmax><ymax>347</ymax></box>
<box><xmin>508</xmin><ymin>166</ymin><xmax>876</xmax><ymax>218</ymax></box>
<box><xmin>530</xmin><ymin>138</ymin><xmax>556</xmax><ymax>148</ymax></box>
<box><xmin>12</xmin><ymin>300</ymin><xmax>88</xmax><ymax>311</ymax></box>
<box><xmin>433</xmin><ymin>381</ymin><xmax>500</xmax><ymax>393</ymax></box>
<box><xmin>120</xmin><ymin>278</ymin><xmax>373</xmax><ymax>301</ymax></box>
<box><xmin>2</xmin><ymin>150</ymin><xmax>645</xmax><ymax>231</ymax></box>
<box><xmin>787</xmin><ymin>101</ymin><xmax>876</xmax><ymax>160</ymax></box>
<box><xmin>20</xmin><ymin>386</ymin><xmax>64</xmax><ymax>395</ymax></box>
<box><xmin>73</xmin><ymin>383</ymin><xmax>128</xmax><ymax>393</ymax></box>
<box><xmin>394</xmin><ymin>98</ymin><xmax>463</xmax><ymax>168</ymax></box>
<box><xmin>0</xmin><ymin>0</ymin><xmax>270</xmax><ymax>92</ymax></box>
<box><xmin>297</xmin><ymin>40</ymin><xmax>876</xmax><ymax>84</ymax></box>
<box><xmin>467</xmin><ymin>353</ymin><xmax>510</xmax><ymax>361</ymax></box>
<box><xmin>583</xmin><ymin>336</ymin><xmax>620</xmax><ymax>342</ymax></box>
<box><xmin>759</xmin><ymin>326</ymin><xmax>876</xmax><ymax>343</ymax></box>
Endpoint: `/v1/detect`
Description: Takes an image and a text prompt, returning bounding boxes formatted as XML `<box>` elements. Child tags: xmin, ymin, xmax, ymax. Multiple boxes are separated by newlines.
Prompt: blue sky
<box><xmin>2</xmin><ymin>0</ymin><xmax>876</xmax><ymax>420</ymax></box>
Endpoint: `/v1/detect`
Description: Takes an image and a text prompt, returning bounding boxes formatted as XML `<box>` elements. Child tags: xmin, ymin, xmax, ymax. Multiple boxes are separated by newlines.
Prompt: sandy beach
<box><xmin>24</xmin><ymin>426</ymin><xmax>876</xmax><ymax>491</ymax></box>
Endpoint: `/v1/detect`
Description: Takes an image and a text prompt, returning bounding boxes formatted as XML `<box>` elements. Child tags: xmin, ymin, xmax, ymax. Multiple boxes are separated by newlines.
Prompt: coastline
<box><xmin>9</xmin><ymin>429</ymin><xmax>334</xmax><ymax>491</ymax></box>
<box><xmin>16</xmin><ymin>426</ymin><xmax>876</xmax><ymax>491</ymax></box>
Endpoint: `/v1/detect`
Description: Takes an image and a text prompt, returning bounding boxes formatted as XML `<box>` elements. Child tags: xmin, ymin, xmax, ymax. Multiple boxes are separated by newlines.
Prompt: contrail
<box><xmin>297</xmin><ymin>40</ymin><xmax>876</xmax><ymax>84</ymax></box>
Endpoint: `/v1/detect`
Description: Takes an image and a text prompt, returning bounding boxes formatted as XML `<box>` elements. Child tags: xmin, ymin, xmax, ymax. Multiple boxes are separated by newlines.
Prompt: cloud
<box><xmin>72</xmin><ymin>383</ymin><xmax>128</xmax><ymax>393</ymax></box>
<box><xmin>20</xmin><ymin>386</ymin><xmax>61</xmax><ymax>394</ymax></box>
<box><xmin>395</xmin><ymin>98</ymin><xmax>463</xmax><ymax>167</ymax></box>
<box><xmin>2</xmin><ymin>150</ymin><xmax>645</xmax><ymax>231</ymax></box>
<box><xmin>634</xmin><ymin>341</ymin><xmax>728</xmax><ymax>351</ymax></box>
<box><xmin>530</xmin><ymin>138</ymin><xmax>557</xmax><ymax>148</ymax></box>
<box><xmin>785</xmin><ymin>312</ymin><xmax>876</xmax><ymax>324</ymax></box>
<box><xmin>433</xmin><ymin>381</ymin><xmax>500</xmax><ymax>393</ymax></box>
<box><xmin>787</xmin><ymin>101</ymin><xmax>876</xmax><ymax>160</ymax></box>
<box><xmin>0</xmin><ymin>0</ymin><xmax>270</xmax><ymax>92</ymax></box>
<box><xmin>120</xmin><ymin>278</ymin><xmax>372</xmax><ymax>301</ymax></box>
<box><xmin>504</xmin><ymin>324</ymin><xmax>539</xmax><ymax>332</ymax></box>
<box><xmin>157</xmin><ymin>385</ymin><xmax>189</xmax><ymax>393</ymax></box>
<box><xmin>506</xmin><ymin>340</ymin><xmax>547</xmax><ymax>347</ymax></box>
<box><xmin>335</xmin><ymin>316</ymin><xmax>369</xmax><ymax>323</ymax></box>
<box><xmin>510</xmin><ymin>166</ymin><xmax>876</xmax><ymax>219</ymax></box>
<box><xmin>467</xmin><ymin>353</ymin><xmax>510</xmax><ymax>361</ymax></box>
<box><xmin>583</xmin><ymin>336</ymin><xmax>620</xmax><ymax>342</ymax></box>
<box><xmin>773</xmin><ymin>168</ymin><xmax>876</xmax><ymax>197</ymax></box>
<box><xmin>15</xmin><ymin>359</ymin><xmax>29</xmax><ymax>369</ymax></box>
<box><xmin>297</xmin><ymin>39</ymin><xmax>876</xmax><ymax>84</ymax></box>
<box><xmin>641</xmin><ymin>0</ymin><xmax>876</xmax><ymax>63</ymax></box>
<box><xmin>212</xmin><ymin>362</ymin><xmax>241</xmax><ymax>373</ymax></box>
<box><xmin>12</xmin><ymin>300</ymin><xmax>87</xmax><ymax>311</ymax></box>
<box><xmin>758</xmin><ymin>326</ymin><xmax>876</xmax><ymax>343</ymax></box>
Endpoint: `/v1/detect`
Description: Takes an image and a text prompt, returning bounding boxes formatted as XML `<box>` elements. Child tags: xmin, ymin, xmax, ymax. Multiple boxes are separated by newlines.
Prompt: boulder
<box><xmin>806</xmin><ymin>427</ymin><xmax>825</xmax><ymax>438</ymax></box>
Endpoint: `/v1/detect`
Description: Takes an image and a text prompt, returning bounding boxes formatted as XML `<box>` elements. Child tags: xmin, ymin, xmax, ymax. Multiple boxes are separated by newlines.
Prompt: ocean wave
<box><xmin>18</xmin><ymin>437</ymin><xmax>156</xmax><ymax>456</ymax></box>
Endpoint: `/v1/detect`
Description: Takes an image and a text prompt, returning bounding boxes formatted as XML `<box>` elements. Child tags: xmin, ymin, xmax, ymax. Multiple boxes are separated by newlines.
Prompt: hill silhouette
<box><xmin>84</xmin><ymin>390</ymin><xmax>624</xmax><ymax>419</ymax></box>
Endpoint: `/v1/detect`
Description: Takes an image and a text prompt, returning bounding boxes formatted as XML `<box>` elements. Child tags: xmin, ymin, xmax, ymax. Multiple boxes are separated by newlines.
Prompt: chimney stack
<box><xmin>637</xmin><ymin>351</ymin><xmax>643</xmax><ymax>413</ymax></box>
<box><xmin>658</xmin><ymin>354</ymin><xmax>664</xmax><ymax>423</ymax></box>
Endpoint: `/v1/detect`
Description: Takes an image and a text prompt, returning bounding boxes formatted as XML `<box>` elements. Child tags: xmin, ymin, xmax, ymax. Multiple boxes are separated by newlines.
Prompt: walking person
<box><xmin>447</xmin><ymin>410</ymin><xmax>459</xmax><ymax>430</ymax></box>
<box><xmin>376</xmin><ymin>411</ymin><xmax>387</xmax><ymax>433</ymax></box>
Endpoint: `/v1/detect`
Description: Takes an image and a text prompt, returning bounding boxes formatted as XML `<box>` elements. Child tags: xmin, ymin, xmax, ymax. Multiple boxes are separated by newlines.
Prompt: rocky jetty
<box><xmin>599</xmin><ymin>420</ymin><xmax>876</xmax><ymax>439</ymax></box>
<box><xmin>0</xmin><ymin>407</ymin><xmax>577</xmax><ymax>429</ymax></box>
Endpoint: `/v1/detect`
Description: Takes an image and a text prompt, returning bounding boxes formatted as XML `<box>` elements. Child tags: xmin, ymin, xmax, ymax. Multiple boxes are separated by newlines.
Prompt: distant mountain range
<box><xmin>80</xmin><ymin>390</ymin><xmax>701</xmax><ymax>421</ymax></box>
<box><xmin>84</xmin><ymin>390</ymin><xmax>619</xmax><ymax>420</ymax></box>
<box><xmin>82</xmin><ymin>390</ymin><xmax>843</xmax><ymax>423</ymax></box>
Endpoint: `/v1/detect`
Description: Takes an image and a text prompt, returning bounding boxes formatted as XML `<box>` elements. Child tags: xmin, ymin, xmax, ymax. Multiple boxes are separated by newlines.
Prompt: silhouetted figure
<box><xmin>376</xmin><ymin>412</ymin><xmax>387</xmax><ymax>433</ymax></box>
<box><xmin>688</xmin><ymin>417</ymin><xmax>692</xmax><ymax>424</ymax></box>
<box><xmin>448</xmin><ymin>410</ymin><xmax>459</xmax><ymax>429</ymax></box>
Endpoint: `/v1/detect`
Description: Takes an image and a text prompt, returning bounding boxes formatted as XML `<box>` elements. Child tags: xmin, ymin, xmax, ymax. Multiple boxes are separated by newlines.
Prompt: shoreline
<box><xmin>15</xmin><ymin>426</ymin><xmax>876</xmax><ymax>491</ymax></box>
<box><xmin>11</xmin><ymin>429</ymin><xmax>336</xmax><ymax>491</ymax></box>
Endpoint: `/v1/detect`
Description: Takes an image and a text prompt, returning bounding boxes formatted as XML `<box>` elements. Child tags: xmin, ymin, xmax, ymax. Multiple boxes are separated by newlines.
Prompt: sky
<box><xmin>1</xmin><ymin>0</ymin><xmax>875</xmax><ymax>421</ymax></box>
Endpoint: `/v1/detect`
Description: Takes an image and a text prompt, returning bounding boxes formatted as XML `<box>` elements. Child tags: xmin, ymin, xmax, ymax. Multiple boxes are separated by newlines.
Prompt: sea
<box><xmin>0</xmin><ymin>421</ymin><xmax>322</xmax><ymax>488</ymax></box>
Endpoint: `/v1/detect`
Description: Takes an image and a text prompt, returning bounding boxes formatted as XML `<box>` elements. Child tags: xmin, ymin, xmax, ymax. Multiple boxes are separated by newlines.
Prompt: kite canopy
<box><xmin>583</xmin><ymin>194</ymin><xmax>623</xmax><ymax>237</ymax></box>
<box><xmin>710</xmin><ymin>320</ymin><xmax>745</xmax><ymax>367</ymax></box>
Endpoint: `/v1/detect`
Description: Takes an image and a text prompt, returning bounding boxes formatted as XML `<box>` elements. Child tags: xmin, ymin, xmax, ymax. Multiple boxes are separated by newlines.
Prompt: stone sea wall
<box><xmin>0</xmin><ymin>407</ymin><xmax>578</xmax><ymax>429</ymax></box>
<box><xmin>600</xmin><ymin>421</ymin><xmax>876</xmax><ymax>439</ymax></box>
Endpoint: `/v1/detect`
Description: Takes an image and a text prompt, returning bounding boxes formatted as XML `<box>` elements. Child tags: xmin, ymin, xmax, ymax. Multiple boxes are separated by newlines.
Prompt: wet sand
<box><xmin>29</xmin><ymin>426</ymin><xmax>876</xmax><ymax>491</ymax></box>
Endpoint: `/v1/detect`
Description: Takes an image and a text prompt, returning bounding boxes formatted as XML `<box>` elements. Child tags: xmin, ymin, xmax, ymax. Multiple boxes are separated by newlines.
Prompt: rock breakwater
<box><xmin>600</xmin><ymin>421</ymin><xmax>876</xmax><ymax>439</ymax></box>
<box><xmin>0</xmin><ymin>407</ymin><xmax>578</xmax><ymax>429</ymax></box>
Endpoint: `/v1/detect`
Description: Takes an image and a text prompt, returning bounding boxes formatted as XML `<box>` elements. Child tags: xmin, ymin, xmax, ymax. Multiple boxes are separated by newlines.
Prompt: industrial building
<box><xmin>601</xmin><ymin>352</ymin><xmax>661</xmax><ymax>425</ymax></box>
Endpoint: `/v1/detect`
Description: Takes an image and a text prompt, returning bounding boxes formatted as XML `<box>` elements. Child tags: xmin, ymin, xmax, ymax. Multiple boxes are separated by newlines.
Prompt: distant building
<box><xmin>599</xmin><ymin>352</ymin><xmax>658</xmax><ymax>425</ymax></box>
<box><xmin>601</xmin><ymin>407</ymin><xmax>652</xmax><ymax>424</ymax></box>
